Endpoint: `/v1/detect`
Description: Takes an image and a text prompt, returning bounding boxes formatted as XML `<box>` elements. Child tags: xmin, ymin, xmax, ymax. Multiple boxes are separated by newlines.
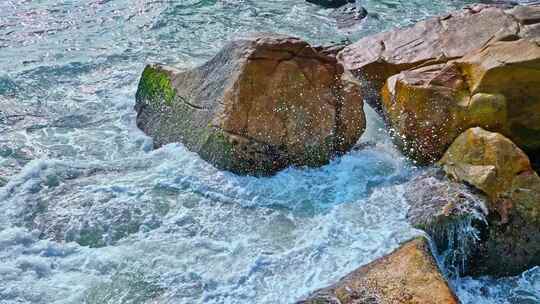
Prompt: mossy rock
<box><xmin>136</xmin><ymin>65</ymin><xmax>176</xmax><ymax>107</ymax></box>
<box><xmin>134</xmin><ymin>33</ymin><xmax>365</xmax><ymax>175</ymax></box>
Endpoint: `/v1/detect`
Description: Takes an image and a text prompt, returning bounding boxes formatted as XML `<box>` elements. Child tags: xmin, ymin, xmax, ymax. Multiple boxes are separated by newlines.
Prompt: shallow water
<box><xmin>1</xmin><ymin>1</ymin><xmax>539</xmax><ymax>303</ymax></box>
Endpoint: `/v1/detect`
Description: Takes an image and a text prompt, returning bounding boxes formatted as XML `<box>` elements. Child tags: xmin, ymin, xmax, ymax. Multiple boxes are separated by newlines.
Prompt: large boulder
<box><xmin>440</xmin><ymin>128</ymin><xmax>540</xmax><ymax>276</ymax></box>
<box><xmin>380</xmin><ymin>39</ymin><xmax>540</xmax><ymax>163</ymax></box>
<box><xmin>338</xmin><ymin>4</ymin><xmax>540</xmax><ymax>110</ymax></box>
<box><xmin>135</xmin><ymin>33</ymin><xmax>365</xmax><ymax>175</ymax></box>
<box><xmin>298</xmin><ymin>237</ymin><xmax>460</xmax><ymax>304</ymax></box>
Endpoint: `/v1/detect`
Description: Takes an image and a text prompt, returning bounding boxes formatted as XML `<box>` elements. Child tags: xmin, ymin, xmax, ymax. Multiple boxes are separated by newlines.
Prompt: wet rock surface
<box><xmin>330</xmin><ymin>3</ymin><xmax>368</xmax><ymax>29</ymax></box>
<box><xmin>382</xmin><ymin>39</ymin><xmax>540</xmax><ymax>163</ymax></box>
<box><xmin>405</xmin><ymin>170</ymin><xmax>488</xmax><ymax>232</ymax></box>
<box><xmin>440</xmin><ymin>128</ymin><xmax>540</xmax><ymax>276</ymax></box>
<box><xmin>381</xmin><ymin>39</ymin><xmax>540</xmax><ymax>163</ymax></box>
<box><xmin>298</xmin><ymin>237</ymin><xmax>460</xmax><ymax>304</ymax></box>
<box><xmin>313</xmin><ymin>40</ymin><xmax>351</xmax><ymax>58</ymax></box>
<box><xmin>135</xmin><ymin>33</ymin><xmax>365</xmax><ymax>175</ymax></box>
<box><xmin>338</xmin><ymin>4</ymin><xmax>540</xmax><ymax>111</ymax></box>
<box><xmin>405</xmin><ymin>170</ymin><xmax>489</xmax><ymax>276</ymax></box>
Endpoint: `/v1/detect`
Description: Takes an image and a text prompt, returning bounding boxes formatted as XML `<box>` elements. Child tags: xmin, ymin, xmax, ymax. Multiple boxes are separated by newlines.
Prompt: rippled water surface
<box><xmin>1</xmin><ymin>0</ymin><xmax>539</xmax><ymax>303</ymax></box>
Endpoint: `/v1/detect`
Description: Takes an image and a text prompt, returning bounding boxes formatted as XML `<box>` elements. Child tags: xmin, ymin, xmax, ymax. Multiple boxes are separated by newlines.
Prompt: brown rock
<box><xmin>507</xmin><ymin>4</ymin><xmax>540</xmax><ymax>24</ymax></box>
<box><xmin>135</xmin><ymin>33</ymin><xmax>365</xmax><ymax>175</ymax></box>
<box><xmin>405</xmin><ymin>170</ymin><xmax>488</xmax><ymax>232</ymax></box>
<box><xmin>381</xmin><ymin>39</ymin><xmax>540</xmax><ymax>163</ymax></box>
<box><xmin>440</xmin><ymin>128</ymin><xmax>540</xmax><ymax>276</ymax></box>
<box><xmin>440</xmin><ymin>128</ymin><xmax>532</xmax><ymax>205</ymax></box>
<box><xmin>299</xmin><ymin>237</ymin><xmax>460</xmax><ymax>304</ymax></box>
<box><xmin>338</xmin><ymin>4</ymin><xmax>540</xmax><ymax>111</ymax></box>
<box><xmin>457</xmin><ymin>39</ymin><xmax>540</xmax><ymax>153</ymax></box>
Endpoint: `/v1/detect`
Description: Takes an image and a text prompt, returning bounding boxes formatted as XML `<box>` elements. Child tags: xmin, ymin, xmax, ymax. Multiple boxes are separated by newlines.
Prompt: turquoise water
<box><xmin>0</xmin><ymin>1</ymin><xmax>539</xmax><ymax>303</ymax></box>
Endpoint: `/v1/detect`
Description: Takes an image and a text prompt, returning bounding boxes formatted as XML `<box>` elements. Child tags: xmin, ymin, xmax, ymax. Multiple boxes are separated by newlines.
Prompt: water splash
<box><xmin>432</xmin><ymin>215</ymin><xmax>485</xmax><ymax>278</ymax></box>
<box><xmin>454</xmin><ymin>267</ymin><xmax>540</xmax><ymax>304</ymax></box>
<box><xmin>2</xmin><ymin>0</ymin><xmax>540</xmax><ymax>303</ymax></box>
<box><xmin>404</xmin><ymin>172</ymin><xmax>489</xmax><ymax>278</ymax></box>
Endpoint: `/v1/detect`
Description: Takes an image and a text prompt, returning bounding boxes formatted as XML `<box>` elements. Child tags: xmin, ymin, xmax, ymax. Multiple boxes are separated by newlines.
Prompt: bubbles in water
<box><xmin>1</xmin><ymin>0</ymin><xmax>539</xmax><ymax>303</ymax></box>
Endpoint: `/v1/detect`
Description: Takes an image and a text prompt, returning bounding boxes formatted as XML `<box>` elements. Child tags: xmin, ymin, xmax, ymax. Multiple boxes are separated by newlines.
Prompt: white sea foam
<box><xmin>0</xmin><ymin>143</ymin><xmax>418</xmax><ymax>303</ymax></box>
<box><xmin>1</xmin><ymin>0</ymin><xmax>539</xmax><ymax>303</ymax></box>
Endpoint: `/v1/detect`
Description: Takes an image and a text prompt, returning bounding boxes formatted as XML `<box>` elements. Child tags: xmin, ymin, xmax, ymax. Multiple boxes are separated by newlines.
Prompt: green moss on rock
<box><xmin>199</xmin><ymin>128</ymin><xmax>236</xmax><ymax>170</ymax></box>
<box><xmin>199</xmin><ymin>128</ymin><xmax>284</xmax><ymax>175</ymax></box>
<box><xmin>76</xmin><ymin>228</ymin><xmax>106</xmax><ymax>248</ymax></box>
<box><xmin>302</xmin><ymin>138</ymin><xmax>333</xmax><ymax>167</ymax></box>
<box><xmin>136</xmin><ymin>65</ymin><xmax>176</xmax><ymax>107</ymax></box>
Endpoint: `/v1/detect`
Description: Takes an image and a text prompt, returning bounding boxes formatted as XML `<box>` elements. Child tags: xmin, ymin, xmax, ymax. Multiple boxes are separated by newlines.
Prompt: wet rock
<box><xmin>440</xmin><ymin>128</ymin><xmax>540</xmax><ymax>276</ymax></box>
<box><xmin>477</xmin><ymin>0</ymin><xmax>519</xmax><ymax>9</ymax></box>
<box><xmin>338</xmin><ymin>4</ymin><xmax>540</xmax><ymax>111</ymax></box>
<box><xmin>380</xmin><ymin>39</ymin><xmax>540</xmax><ymax>164</ymax></box>
<box><xmin>330</xmin><ymin>4</ymin><xmax>368</xmax><ymax>29</ymax></box>
<box><xmin>405</xmin><ymin>170</ymin><xmax>489</xmax><ymax>276</ymax></box>
<box><xmin>84</xmin><ymin>270</ymin><xmax>164</xmax><ymax>303</ymax></box>
<box><xmin>305</xmin><ymin>0</ymin><xmax>355</xmax><ymax>8</ymax></box>
<box><xmin>135</xmin><ymin>33</ymin><xmax>365</xmax><ymax>175</ymax></box>
<box><xmin>313</xmin><ymin>39</ymin><xmax>351</xmax><ymax>58</ymax></box>
<box><xmin>406</xmin><ymin>171</ymin><xmax>488</xmax><ymax>232</ymax></box>
<box><xmin>298</xmin><ymin>237</ymin><xmax>460</xmax><ymax>304</ymax></box>
<box><xmin>440</xmin><ymin>128</ymin><xmax>535</xmax><ymax>206</ymax></box>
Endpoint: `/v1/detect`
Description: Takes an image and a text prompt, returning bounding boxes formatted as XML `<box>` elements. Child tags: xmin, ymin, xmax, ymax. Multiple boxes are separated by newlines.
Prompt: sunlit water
<box><xmin>0</xmin><ymin>1</ymin><xmax>538</xmax><ymax>303</ymax></box>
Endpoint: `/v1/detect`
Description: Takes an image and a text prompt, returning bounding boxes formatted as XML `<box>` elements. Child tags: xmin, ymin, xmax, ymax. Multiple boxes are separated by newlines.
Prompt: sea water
<box><xmin>1</xmin><ymin>1</ymin><xmax>539</xmax><ymax>303</ymax></box>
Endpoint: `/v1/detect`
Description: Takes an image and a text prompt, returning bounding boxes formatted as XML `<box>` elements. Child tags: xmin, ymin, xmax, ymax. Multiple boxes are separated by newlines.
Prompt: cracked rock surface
<box><xmin>381</xmin><ymin>38</ymin><xmax>540</xmax><ymax>164</ymax></box>
<box><xmin>135</xmin><ymin>33</ymin><xmax>365</xmax><ymax>175</ymax></box>
<box><xmin>338</xmin><ymin>4</ymin><xmax>540</xmax><ymax>109</ymax></box>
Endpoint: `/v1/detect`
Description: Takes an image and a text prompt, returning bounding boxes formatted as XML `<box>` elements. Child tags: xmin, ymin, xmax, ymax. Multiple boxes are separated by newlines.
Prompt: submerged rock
<box><xmin>4</xmin><ymin>162</ymin><xmax>167</xmax><ymax>248</ymax></box>
<box><xmin>405</xmin><ymin>170</ymin><xmax>488</xmax><ymax>276</ymax></box>
<box><xmin>330</xmin><ymin>3</ymin><xmax>368</xmax><ymax>29</ymax></box>
<box><xmin>305</xmin><ymin>0</ymin><xmax>355</xmax><ymax>8</ymax></box>
<box><xmin>338</xmin><ymin>4</ymin><xmax>540</xmax><ymax>111</ymax></box>
<box><xmin>406</xmin><ymin>171</ymin><xmax>488</xmax><ymax>232</ymax></box>
<box><xmin>135</xmin><ymin>33</ymin><xmax>365</xmax><ymax>175</ymax></box>
<box><xmin>381</xmin><ymin>39</ymin><xmax>540</xmax><ymax>163</ymax></box>
<box><xmin>440</xmin><ymin>128</ymin><xmax>540</xmax><ymax>276</ymax></box>
<box><xmin>0</xmin><ymin>99</ymin><xmax>49</xmax><ymax>186</ymax></box>
<box><xmin>299</xmin><ymin>237</ymin><xmax>460</xmax><ymax>304</ymax></box>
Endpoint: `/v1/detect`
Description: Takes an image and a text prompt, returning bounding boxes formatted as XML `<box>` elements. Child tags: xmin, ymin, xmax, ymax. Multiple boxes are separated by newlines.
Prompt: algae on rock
<box><xmin>135</xmin><ymin>33</ymin><xmax>365</xmax><ymax>175</ymax></box>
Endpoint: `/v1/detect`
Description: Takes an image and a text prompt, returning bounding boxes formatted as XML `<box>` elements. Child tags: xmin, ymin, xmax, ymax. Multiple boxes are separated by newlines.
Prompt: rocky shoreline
<box><xmin>135</xmin><ymin>2</ymin><xmax>540</xmax><ymax>303</ymax></box>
